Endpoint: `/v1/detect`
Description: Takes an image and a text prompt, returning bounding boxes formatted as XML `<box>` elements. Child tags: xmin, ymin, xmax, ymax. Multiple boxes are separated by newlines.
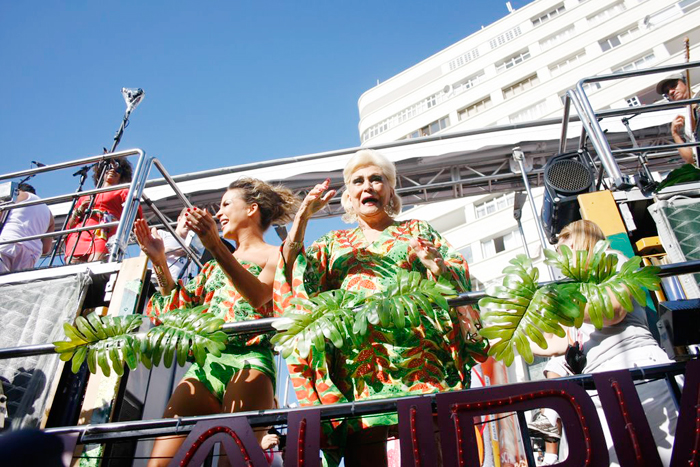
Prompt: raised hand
<box><xmin>409</xmin><ymin>237</ymin><xmax>446</xmax><ymax>276</ymax></box>
<box><xmin>134</xmin><ymin>218</ymin><xmax>165</xmax><ymax>262</ymax></box>
<box><xmin>298</xmin><ymin>179</ymin><xmax>336</xmax><ymax>221</ymax></box>
<box><xmin>672</xmin><ymin>115</ymin><xmax>686</xmax><ymax>138</ymax></box>
<box><xmin>184</xmin><ymin>207</ymin><xmax>220</xmax><ymax>250</ymax></box>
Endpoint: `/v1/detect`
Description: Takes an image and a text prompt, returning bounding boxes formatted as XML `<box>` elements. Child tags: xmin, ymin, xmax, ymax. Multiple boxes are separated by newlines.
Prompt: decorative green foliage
<box><xmin>479</xmin><ymin>241</ymin><xmax>661</xmax><ymax>366</ymax></box>
<box><xmin>141</xmin><ymin>306</ymin><xmax>228</xmax><ymax>369</ymax></box>
<box><xmin>53</xmin><ymin>306</ymin><xmax>228</xmax><ymax>376</ymax></box>
<box><xmin>544</xmin><ymin>241</ymin><xmax>661</xmax><ymax>329</ymax></box>
<box><xmin>478</xmin><ymin>255</ymin><xmax>586</xmax><ymax>366</ymax></box>
<box><xmin>271</xmin><ymin>270</ymin><xmax>458</xmax><ymax>359</ymax></box>
<box><xmin>54</xmin><ymin>313</ymin><xmax>144</xmax><ymax>376</ymax></box>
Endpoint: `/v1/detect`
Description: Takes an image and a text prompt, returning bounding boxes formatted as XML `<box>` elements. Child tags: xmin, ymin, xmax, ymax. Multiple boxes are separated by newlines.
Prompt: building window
<box><xmin>680</xmin><ymin>0</ymin><xmax>700</xmax><ymax>13</ymax></box>
<box><xmin>452</xmin><ymin>72</ymin><xmax>486</xmax><ymax>96</ymax></box>
<box><xmin>489</xmin><ymin>26</ymin><xmax>522</xmax><ymax>50</ymax></box>
<box><xmin>550</xmin><ymin>50</ymin><xmax>586</xmax><ymax>77</ymax></box>
<box><xmin>599</xmin><ymin>26</ymin><xmax>640</xmax><ymax>52</ymax></box>
<box><xmin>496</xmin><ymin>50</ymin><xmax>531</xmax><ymax>72</ymax></box>
<box><xmin>612</xmin><ymin>53</ymin><xmax>656</xmax><ymax>73</ymax></box>
<box><xmin>458</xmin><ymin>97</ymin><xmax>492</xmax><ymax>120</ymax></box>
<box><xmin>626</xmin><ymin>96</ymin><xmax>641</xmax><ymax>107</ymax></box>
<box><xmin>459</xmin><ymin>245</ymin><xmax>474</xmax><ymax>264</ymax></box>
<box><xmin>482</xmin><ymin>230</ymin><xmax>521</xmax><ymax>258</ymax></box>
<box><xmin>587</xmin><ymin>1</ymin><xmax>626</xmax><ymax>26</ymax></box>
<box><xmin>503</xmin><ymin>74</ymin><xmax>539</xmax><ymax>99</ymax></box>
<box><xmin>406</xmin><ymin>116</ymin><xmax>450</xmax><ymax>139</ymax></box>
<box><xmin>539</xmin><ymin>26</ymin><xmax>575</xmax><ymax>51</ymax></box>
<box><xmin>532</xmin><ymin>3</ymin><xmax>565</xmax><ymax>26</ymax></box>
<box><xmin>362</xmin><ymin>88</ymin><xmax>454</xmax><ymax>142</ymax></box>
<box><xmin>448</xmin><ymin>48</ymin><xmax>480</xmax><ymax>71</ymax></box>
<box><xmin>509</xmin><ymin>100</ymin><xmax>548</xmax><ymax>123</ymax></box>
<box><xmin>475</xmin><ymin>193</ymin><xmax>514</xmax><ymax>219</ymax></box>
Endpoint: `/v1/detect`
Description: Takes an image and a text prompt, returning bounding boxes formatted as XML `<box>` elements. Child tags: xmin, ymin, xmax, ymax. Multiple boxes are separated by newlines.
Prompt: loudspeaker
<box><xmin>540</xmin><ymin>152</ymin><xmax>594</xmax><ymax>243</ymax></box>
<box><xmin>658</xmin><ymin>299</ymin><xmax>700</xmax><ymax>346</ymax></box>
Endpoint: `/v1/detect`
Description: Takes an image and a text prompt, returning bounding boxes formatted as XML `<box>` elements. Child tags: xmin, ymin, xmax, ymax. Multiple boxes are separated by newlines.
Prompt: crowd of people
<box><xmin>0</xmin><ymin>82</ymin><xmax>691</xmax><ymax>463</ymax></box>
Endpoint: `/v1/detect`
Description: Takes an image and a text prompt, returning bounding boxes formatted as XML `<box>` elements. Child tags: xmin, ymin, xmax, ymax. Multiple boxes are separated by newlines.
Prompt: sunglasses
<box><xmin>103</xmin><ymin>160</ymin><xmax>124</xmax><ymax>174</ymax></box>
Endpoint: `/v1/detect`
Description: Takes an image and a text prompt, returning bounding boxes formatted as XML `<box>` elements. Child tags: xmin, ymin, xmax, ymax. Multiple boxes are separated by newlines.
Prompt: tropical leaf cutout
<box><xmin>141</xmin><ymin>306</ymin><xmax>228</xmax><ymax>369</ymax></box>
<box><xmin>271</xmin><ymin>269</ymin><xmax>458</xmax><ymax>359</ymax></box>
<box><xmin>544</xmin><ymin>241</ymin><xmax>661</xmax><ymax>329</ymax></box>
<box><xmin>54</xmin><ymin>313</ymin><xmax>144</xmax><ymax>376</ymax></box>
<box><xmin>54</xmin><ymin>305</ymin><xmax>229</xmax><ymax>376</ymax></box>
<box><xmin>478</xmin><ymin>255</ymin><xmax>586</xmax><ymax>366</ymax></box>
<box><xmin>479</xmin><ymin>242</ymin><xmax>661</xmax><ymax>366</ymax></box>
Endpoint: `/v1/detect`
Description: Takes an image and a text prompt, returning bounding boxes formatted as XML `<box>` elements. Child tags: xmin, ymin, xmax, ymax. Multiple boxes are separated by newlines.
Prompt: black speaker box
<box><xmin>540</xmin><ymin>152</ymin><xmax>594</xmax><ymax>244</ymax></box>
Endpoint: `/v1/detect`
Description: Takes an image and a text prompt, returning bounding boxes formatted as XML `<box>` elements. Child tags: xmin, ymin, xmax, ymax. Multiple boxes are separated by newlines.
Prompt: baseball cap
<box><xmin>656</xmin><ymin>73</ymin><xmax>686</xmax><ymax>95</ymax></box>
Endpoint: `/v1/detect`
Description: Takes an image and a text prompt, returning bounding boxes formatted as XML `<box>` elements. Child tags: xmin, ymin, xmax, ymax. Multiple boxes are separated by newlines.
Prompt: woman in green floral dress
<box><xmin>134</xmin><ymin>178</ymin><xmax>298</xmax><ymax>467</ymax></box>
<box><xmin>275</xmin><ymin>149</ymin><xmax>484</xmax><ymax>465</ymax></box>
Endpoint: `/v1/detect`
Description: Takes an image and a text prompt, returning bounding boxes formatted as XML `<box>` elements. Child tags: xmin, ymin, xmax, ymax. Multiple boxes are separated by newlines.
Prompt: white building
<box><xmin>359</xmin><ymin>0</ymin><xmax>700</xmax><ymax>380</ymax></box>
<box><xmin>359</xmin><ymin>0</ymin><xmax>700</xmax><ymax>287</ymax></box>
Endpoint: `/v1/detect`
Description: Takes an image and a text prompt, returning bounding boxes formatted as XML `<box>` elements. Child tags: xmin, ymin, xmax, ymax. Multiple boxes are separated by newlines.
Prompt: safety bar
<box><xmin>1</xmin><ymin>259</ymin><xmax>698</xmax><ymax>361</ymax></box>
<box><xmin>560</xmin><ymin>61</ymin><xmax>700</xmax><ymax>189</ymax></box>
<box><xmin>43</xmin><ymin>360</ymin><xmax>689</xmax><ymax>443</ymax></box>
<box><xmin>0</xmin><ymin>151</ymin><xmax>205</xmax><ymax>270</ymax></box>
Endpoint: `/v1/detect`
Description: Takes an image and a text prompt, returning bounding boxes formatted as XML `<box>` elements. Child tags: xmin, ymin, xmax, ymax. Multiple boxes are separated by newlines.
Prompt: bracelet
<box><xmin>286</xmin><ymin>240</ymin><xmax>304</xmax><ymax>252</ymax></box>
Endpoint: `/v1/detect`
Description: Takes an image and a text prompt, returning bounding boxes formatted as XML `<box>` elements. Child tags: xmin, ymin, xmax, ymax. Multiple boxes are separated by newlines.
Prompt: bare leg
<box><xmin>218</xmin><ymin>369</ymin><xmax>275</xmax><ymax>466</ymax></box>
<box><xmin>222</xmin><ymin>368</ymin><xmax>275</xmax><ymax>443</ymax></box>
<box><xmin>148</xmin><ymin>378</ymin><xmax>221</xmax><ymax>467</ymax></box>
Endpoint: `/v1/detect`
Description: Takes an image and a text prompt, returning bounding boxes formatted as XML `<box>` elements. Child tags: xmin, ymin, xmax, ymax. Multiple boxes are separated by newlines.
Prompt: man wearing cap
<box><xmin>657</xmin><ymin>73</ymin><xmax>699</xmax><ymax>165</ymax></box>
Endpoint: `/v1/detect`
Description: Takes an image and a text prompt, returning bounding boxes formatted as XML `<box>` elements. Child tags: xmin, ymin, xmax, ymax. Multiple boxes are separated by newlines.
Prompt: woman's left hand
<box><xmin>409</xmin><ymin>237</ymin><xmax>446</xmax><ymax>276</ymax></box>
<box><xmin>184</xmin><ymin>207</ymin><xmax>220</xmax><ymax>250</ymax></box>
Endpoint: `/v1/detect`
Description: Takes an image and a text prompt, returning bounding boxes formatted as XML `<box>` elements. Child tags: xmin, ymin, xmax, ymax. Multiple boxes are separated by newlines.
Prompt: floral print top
<box><xmin>149</xmin><ymin>259</ymin><xmax>274</xmax><ymax>348</ymax></box>
<box><xmin>274</xmin><ymin>219</ymin><xmax>480</xmax><ymax>430</ymax></box>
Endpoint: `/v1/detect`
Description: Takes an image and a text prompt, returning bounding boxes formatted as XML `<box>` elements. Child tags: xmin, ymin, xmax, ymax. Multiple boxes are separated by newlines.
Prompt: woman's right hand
<box><xmin>133</xmin><ymin>218</ymin><xmax>165</xmax><ymax>262</ymax></box>
<box><xmin>297</xmin><ymin>179</ymin><xmax>336</xmax><ymax>221</ymax></box>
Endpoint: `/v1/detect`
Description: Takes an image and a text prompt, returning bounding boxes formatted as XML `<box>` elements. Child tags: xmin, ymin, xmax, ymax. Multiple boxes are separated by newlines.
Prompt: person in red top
<box><xmin>64</xmin><ymin>158</ymin><xmax>140</xmax><ymax>263</ymax></box>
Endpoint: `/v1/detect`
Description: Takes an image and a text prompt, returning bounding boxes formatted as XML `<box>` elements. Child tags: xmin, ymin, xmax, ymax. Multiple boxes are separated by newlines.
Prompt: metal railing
<box><xmin>562</xmin><ymin>61</ymin><xmax>700</xmax><ymax>189</ymax></box>
<box><xmin>0</xmin><ymin>150</ymin><xmax>203</xmax><ymax>272</ymax></box>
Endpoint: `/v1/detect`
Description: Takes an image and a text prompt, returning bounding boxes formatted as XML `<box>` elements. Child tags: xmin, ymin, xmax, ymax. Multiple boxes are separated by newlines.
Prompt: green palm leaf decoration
<box><xmin>271</xmin><ymin>269</ymin><xmax>458</xmax><ymax>359</ymax></box>
<box><xmin>478</xmin><ymin>255</ymin><xmax>586</xmax><ymax>366</ymax></box>
<box><xmin>54</xmin><ymin>305</ymin><xmax>229</xmax><ymax>376</ymax></box>
<box><xmin>479</xmin><ymin>241</ymin><xmax>661</xmax><ymax>366</ymax></box>
<box><xmin>544</xmin><ymin>240</ymin><xmax>661</xmax><ymax>329</ymax></box>
<box><xmin>271</xmin><ymin>289</ymin><xmax>360</xmax><ymax>359</ymax></box>
<box><xmin>54</xmin><ymin>313</ymin><xmax>144</xmax><ymax>376</ymax></box>
<box><xmin>141</xmin><ymin>306</ymin><xmax>228</xmax><ymax>369</ymax></box>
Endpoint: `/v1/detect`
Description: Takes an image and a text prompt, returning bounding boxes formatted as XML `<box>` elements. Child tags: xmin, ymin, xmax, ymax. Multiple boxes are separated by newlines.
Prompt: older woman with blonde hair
<box><xmin>277</xmin><ymin>149</ymin><xmax>484</xmax><ymax>466</ymax></box>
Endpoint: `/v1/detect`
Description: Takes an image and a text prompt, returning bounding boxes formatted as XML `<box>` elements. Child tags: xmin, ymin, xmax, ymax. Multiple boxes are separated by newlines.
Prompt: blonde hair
<box><xmin>557</xmin><ymin>219</ymin><xmax>605</xmax><ymax>253</ymax></box>
<box><xmin>340</xmin><ymin>149</ymin><xmax>402</xmax><ymax>223</ymax></box>
<box><xmin>227</xmin><ymin>178</ymin><xmax>300</xmax><ymax>230</ymax></box>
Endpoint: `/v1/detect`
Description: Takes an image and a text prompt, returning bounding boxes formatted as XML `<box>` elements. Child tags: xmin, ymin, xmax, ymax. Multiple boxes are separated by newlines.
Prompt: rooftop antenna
<box><xmin>506</xmin><ymin>1</ymin><xmax>514</xmax><ymax>13</ymax></box>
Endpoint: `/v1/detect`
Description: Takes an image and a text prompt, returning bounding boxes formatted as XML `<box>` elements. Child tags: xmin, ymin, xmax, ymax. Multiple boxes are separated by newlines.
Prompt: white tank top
<box><xmin>0</xmin><ymin>193</ymin><xmax>52</xmax><ymax>256</ymax></box>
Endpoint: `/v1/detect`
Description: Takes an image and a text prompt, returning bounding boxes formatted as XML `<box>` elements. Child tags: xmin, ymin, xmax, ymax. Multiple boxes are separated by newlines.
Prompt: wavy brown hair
<box><xmin>228</xmin><ymin>177</ymin><xmax>300</xmax><ymax>230</ymax></box>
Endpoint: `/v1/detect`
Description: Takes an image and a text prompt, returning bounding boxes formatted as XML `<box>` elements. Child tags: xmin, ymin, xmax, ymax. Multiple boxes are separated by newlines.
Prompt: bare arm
<box><xmin>281</xmin><ymin>179</ymin><xmax>336</xmax><ymax>282</ymax></box>
<box><xmin>134</xmin><ymin>218</ymin><xmax>176</xmax><ymax>295</ymax></box>
<box><xmin>41</xmin><ymin>215</ymin><xmax>55</xmax><ymax>255</ymax></box>
<box><xmin>531</xmin><ymin>332</ymin><xmax>569</xmax><ymax>357</ymax></box>
<box><xmin>185</xmin><ymin>207</ymin><xmax>277</xmax><ymax>309</ymax></box>
<box><xmin>671</xmin><ymin>115</ymin><xmax>697</xmax><ymax>164</ymax></box>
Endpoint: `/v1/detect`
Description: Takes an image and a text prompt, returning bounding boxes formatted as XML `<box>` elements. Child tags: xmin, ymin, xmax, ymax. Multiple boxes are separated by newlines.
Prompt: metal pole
<box><xmin>512</xmin><ymin>148</ymin><xmax>552</xmax><ymax>251</ymax></box>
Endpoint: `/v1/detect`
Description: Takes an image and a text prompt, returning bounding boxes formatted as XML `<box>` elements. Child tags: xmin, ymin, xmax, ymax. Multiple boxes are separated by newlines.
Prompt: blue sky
<box><xmin>1</xmin><ymin>0</ymin><xmax>531</xmax><ymax>241</ymax></box>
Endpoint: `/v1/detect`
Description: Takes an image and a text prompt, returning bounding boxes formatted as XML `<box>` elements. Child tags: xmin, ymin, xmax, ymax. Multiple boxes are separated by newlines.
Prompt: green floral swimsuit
<box><xmin>148</xmin><ymin>260</ymin><xmax>276</xmax><ymax>401</ymax></box>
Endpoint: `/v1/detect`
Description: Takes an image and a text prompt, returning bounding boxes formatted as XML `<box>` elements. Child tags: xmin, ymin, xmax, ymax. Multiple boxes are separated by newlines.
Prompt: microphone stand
<box><xmin>50</xmin><ymin>88</ymin><xmax>143</xmax><ymax>265</ymax></box>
